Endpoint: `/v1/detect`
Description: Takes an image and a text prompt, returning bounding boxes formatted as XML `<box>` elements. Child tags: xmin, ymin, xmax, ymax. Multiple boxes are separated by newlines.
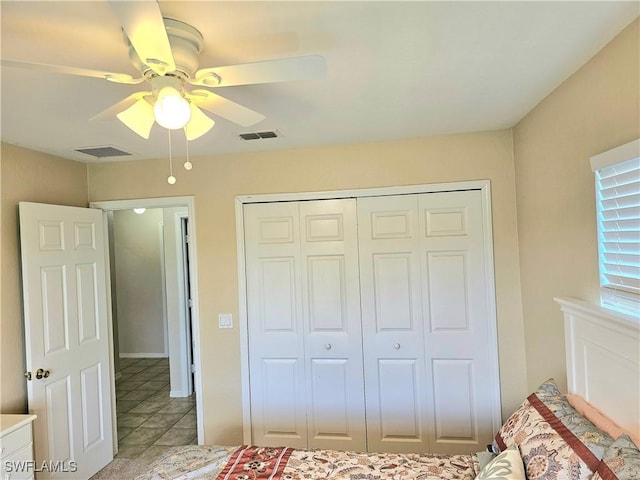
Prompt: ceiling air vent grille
<box><xmin>238</xmin><ymin>131</ymin><xmax>279</xmax><ymax>141</ymax></box>
<box><xmin>75</xmin><ymin>146</ymin><xmax>132</xmax><ymax>158</ymax></box>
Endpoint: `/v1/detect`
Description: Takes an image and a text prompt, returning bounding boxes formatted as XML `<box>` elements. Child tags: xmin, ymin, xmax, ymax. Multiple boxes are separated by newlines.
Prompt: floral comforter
<box><xmin>135</xmin><ymin>444</ymin><xmax>481</xmax><ymax>480</ymax></box>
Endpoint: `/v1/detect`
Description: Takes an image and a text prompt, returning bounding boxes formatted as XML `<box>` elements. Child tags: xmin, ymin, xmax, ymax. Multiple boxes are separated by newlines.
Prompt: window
<box><xmin>591</xmin><ymin>139</ymin><xmax>640</xmax><ymax>317</ymax></box>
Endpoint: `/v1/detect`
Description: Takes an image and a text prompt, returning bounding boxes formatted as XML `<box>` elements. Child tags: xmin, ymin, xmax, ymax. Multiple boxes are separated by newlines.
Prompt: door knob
<box><xmin>35</xmin><ymin>368</ymin><xmax>51</xmax><ymax>379</ymax></box>
<box><xmin>394</xmin><ymin>343</ymin><xmax>401</xmax><ymax>349</ymax></box>
<box><xmin>324</xmin><ymin>343</ymin><xmax>332</xmax><ymax>350</ymax></box>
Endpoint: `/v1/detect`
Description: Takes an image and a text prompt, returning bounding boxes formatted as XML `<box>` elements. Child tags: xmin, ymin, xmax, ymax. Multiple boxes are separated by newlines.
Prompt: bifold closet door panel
<box><xmin>418</xmin><ymin>190</ymin><xmax>496</xmax><ymax>454</ymax></box>
<box><xmin>244</xmin><ymin>202</ymin><xmax>307</xmax><ymax>448</ymax></box>
<box><xmin>299</xmin><ymin>199</ymin><xmax>367</xmax><ymax>451</ymax></box>
<box><xmin>245</xmin><ymin>199</ymin><xmax>366</xmax><ymax>451</ymax></box>
<box><xmin>357</xmin><ymin>195</ymin><xmax>431</xmax><ymax>453</ymax></box>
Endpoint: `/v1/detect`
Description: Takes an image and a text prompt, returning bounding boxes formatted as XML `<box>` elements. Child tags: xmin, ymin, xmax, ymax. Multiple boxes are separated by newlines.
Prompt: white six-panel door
<box><xmin>299</xmin><ymin>200</ymin><xmax>366</xmax><ymax>450</ymax></box>
<box><xmin>418</xmin><ymin>190</ymin><xmax>495</xmax><ymax>454</ymax></box>
<box><xmin>19</xmin><ymin>202</ymin><xmax>113</xmax><ymax>479</ymax></box>
<box><xmin>358</xmin><ymin>194</ymin><xmax>430</xmax><ymax>453</ymax></box>
<box><xmin>244</xmin><ymin>202</ymin><xmax>307</xmax><ymax>448</ymax></box>
<box><xmin>243</xmin><ymin>190</ymin><xmax>498</xmax><ymax>453</ymax></box>
<box><xmin>244</xmin><ymin>200</ymin><xmax>366</xmax><ymax>451</ymax></box>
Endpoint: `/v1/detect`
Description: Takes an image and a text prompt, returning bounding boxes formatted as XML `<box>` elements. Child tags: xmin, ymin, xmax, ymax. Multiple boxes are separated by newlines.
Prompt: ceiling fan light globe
<box><xmin>154</xmin><ymin>86</ymin><xmax>191</xmax><ymax>129</ymax></box>
<box><xmin>184</xmin><ymin>104</ymin><xmax>215</xmax><ymax>141</ymax></box>
<box><xmin>116</xmin><ymin>99</ymin><xmax>155</xmax><ymax>139</ymax></box>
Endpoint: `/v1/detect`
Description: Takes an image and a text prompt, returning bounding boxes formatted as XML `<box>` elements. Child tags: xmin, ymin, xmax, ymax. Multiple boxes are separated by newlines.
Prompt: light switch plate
<box><xmin>218</xmin><ymin>313</ymin><xmax>233</xmax><ymax>329</ymax></box>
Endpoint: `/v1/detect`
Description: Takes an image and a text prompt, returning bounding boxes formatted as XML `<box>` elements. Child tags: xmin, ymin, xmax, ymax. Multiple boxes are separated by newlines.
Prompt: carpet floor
<box><xmin>89</xmin><ymin>458</ymin><xmax>152</xmax><ymax>479</ymax></box>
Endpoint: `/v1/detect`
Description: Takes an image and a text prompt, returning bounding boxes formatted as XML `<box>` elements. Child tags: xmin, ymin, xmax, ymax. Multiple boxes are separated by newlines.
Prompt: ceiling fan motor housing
<box><xmin>125</xmin><ymin>17</ymin><xmax>204</xmax><ymax>80</ymax></box>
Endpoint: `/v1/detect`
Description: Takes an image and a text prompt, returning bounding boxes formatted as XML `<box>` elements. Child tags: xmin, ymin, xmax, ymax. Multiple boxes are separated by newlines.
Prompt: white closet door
<box><xmin>358</xmin><ymin>195</ymin><xmax>430</xmax><ymax>453</ymax></box>
<box><xmin>244</xmin><ymin>202</ymin><xmax>307</xmax><ymax>448</ymax></box>
<box><xmin>245</xmin><ymin>199</ymin><xmax>366</xmax><ymax>450</ymax></box>
<box><xmin>419</xmin><ymin>190</ymin><xmax>496</xmax><ymax>453</ymax></box>
<box><xmin>300</xmin><ymin>199</ymin><xmax>366</xmax><ymax>451</ymax></box>
<box><xmin>245</xmin><ymin>190</ymin><xmax>498</xmax><ymax>453</ymax></box>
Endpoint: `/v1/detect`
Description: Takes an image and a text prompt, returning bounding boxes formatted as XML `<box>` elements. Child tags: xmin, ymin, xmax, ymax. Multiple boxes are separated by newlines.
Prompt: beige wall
<box><xmin>88</xmin><ymin>129</ymin><xmax>528</xmax><ymax>445</ymax></box>
<box><xmin>0</xmin><ymin>143</ymin><xmax>88</xmax><ymax>412</ymax></box>
<box><xmin>113</xmin><ymin>208</ymin><xmax>167</xmax><ymax>356</ymax></box>
<box><xmin>513</xmin><ymin>19</ymin><xmax>639</xmax><ymax>392</ymax></box>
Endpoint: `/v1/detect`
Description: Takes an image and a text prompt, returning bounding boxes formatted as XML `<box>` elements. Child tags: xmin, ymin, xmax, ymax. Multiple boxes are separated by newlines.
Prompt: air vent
<box><xmin>238</xmin><ymin>130</ymin><xmax>279</xmax><ymax>141</ymax></box>
<box><xmin>75</xmin><ymin>146</ymin><xmax>132</xmax><ymax>159</ymax></box>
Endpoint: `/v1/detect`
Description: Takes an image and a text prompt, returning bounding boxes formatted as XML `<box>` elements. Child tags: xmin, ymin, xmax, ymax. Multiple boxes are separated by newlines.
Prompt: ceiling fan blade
<box><xmin>1</xmin><ymin>59</ymin><xmax>145</xmax><ymax>84</ymax></box>
<box><xmin>190</xmin><ymin>55</ymin><xmax>326</xmax><ymax>88</ymax></box>
<box><xmin>116</xmin><ymin>98</ymin><xmax>156</xmax><ymax>139</ymax></box>
<box><xmin>109</xmin><ymin>0</ymin><xmax>175</xmax><ymax>75</ymax></box>
<box><xmin>189</xmin><ymin>89</ymin><xmax>265</xmax><ymax>127</ymax></box>
<box><xmin>90</xmin><ymin>92</ymin><xmax>152</xmax><ymax>121</ymax></box>
<box><xmin>184</xmin><ymin>105</ymin><xmax>215</xmax><ymax>141</ymax></box>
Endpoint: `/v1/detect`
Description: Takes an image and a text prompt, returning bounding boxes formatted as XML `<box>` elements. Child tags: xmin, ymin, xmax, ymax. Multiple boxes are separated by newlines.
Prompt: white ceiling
<box><xmin>1</xmin><ymin>1</ymin><xmax>638</xmax><ymax>163</ymax></box>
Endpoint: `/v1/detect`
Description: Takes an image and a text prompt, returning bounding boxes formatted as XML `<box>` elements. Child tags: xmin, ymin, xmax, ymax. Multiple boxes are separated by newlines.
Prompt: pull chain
<box><xmin>184</xmin><ymin>131</ymin><xmax>192</xmax><ymax>170</ymax></box>
<box><xmin>167</xmin><ymin>130</ymin><xmax>176</xmax><ymax>184</ymax></box>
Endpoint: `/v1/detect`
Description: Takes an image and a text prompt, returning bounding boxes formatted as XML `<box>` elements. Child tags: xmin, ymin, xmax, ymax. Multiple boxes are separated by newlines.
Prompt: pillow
<box><xmin>591</xmin><ymin>434</ymin><xmax>640</xmax><ymax>480</ymax></box>
<box><xmin>493</xmin><ymin>378</ymin><xmax>614</xmax><ymax>480</ymax></box>
<box><xmin>476</xmin><ymin>445</ymin><xmax>526</xmax><ymax>480</ymax></box>
<box><xmin>566</xmin><ymin>393</ymin><xmax>640</xmax><ymax>447</ymax></box>
<box><xmin>476</xmin><ymin>451</ymin><xmax>497</xmax><ymax>471</ymax></box>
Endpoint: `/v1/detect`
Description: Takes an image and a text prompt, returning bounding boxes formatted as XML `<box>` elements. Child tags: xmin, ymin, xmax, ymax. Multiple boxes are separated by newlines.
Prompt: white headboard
<box><xmin>556</xmin><ymin>297</ymin><xmax>639</xmax><ymax>438</ymax></box>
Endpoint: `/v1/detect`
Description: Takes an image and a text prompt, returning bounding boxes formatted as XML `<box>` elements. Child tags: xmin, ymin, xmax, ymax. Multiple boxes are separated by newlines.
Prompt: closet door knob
<box><xmin>394</xmin><ymin>343</ymin><xmax>401</xmax><ymax>349</ymax></box>
<box><xmin>325</xmin><ymin>343</ymin><xmax>332</xmax><ymax>350</ymax></box>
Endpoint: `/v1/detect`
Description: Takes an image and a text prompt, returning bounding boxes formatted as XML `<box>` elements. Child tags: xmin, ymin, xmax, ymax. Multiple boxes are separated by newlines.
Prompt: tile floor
<box><xmin>115</xmin><ymin>357</ymin><xmax>197</xmax><ymax>460</ymax></box>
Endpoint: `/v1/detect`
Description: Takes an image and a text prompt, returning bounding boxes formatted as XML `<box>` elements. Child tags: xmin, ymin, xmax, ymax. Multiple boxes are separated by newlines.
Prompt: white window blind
<box><xmin>591</xmin><ymin>139</ymin><xmax>640</xmax><ymax>316</ymax></box>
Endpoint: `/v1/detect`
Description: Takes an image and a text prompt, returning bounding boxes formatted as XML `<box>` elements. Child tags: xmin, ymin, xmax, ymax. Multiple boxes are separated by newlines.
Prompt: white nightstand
<box><xmin>0</xmin><ymin>415</ymin><xmax>37</xmax><ymax>480</ymax></box>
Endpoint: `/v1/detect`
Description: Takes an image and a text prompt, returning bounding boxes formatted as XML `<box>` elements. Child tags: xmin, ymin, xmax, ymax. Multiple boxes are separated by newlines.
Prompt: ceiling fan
<box><xmin>1</xmin><ymin>0</ymin><xmax>326</xmax><ymax>142</ymax></box>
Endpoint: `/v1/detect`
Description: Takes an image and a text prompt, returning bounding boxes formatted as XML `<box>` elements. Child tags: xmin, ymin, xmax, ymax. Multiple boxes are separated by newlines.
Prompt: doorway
<box><xmin>90</xmin><ymin>196</ymin><xmax>203</xmax><ymax>457</ymax></box>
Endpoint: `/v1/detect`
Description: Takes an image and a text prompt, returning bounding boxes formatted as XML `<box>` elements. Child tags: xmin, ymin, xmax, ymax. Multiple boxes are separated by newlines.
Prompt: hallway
<box><xmin>115</xmin><ymin>357</ymin><xmax>197</xmax><ymax>460</ymax></box>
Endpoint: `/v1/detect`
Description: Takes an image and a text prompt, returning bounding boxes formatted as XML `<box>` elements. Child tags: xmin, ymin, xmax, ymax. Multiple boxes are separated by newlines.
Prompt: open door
<box><xmin>181</xmin><ymin>216</ymin><xmax>195</xmax><ymax>396</ymax></box>
<box><xmin>19</xmin><ymin>202</ymin><xmax>113</xmax><ymax>479</ymax></box>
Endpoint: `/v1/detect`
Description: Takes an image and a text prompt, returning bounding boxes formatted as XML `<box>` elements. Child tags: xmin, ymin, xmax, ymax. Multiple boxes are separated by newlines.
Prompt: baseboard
<box><xmin>170</xmin><ymin>390</ymin><xmax>189</xmax><ymax>398</ymax></box>
<box><xmin>119</xmin><ymin>353</ymin><xmax>169</xmax><ymax>359</ymax></box>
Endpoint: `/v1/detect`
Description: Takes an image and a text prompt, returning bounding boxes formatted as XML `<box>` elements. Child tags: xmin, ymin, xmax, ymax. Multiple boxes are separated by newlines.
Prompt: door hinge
<box><xmin>184</xmin><ymin>234</ymin><xmax>191</xmax><ymax>244</ymax></box>
<box><xmin>190</xmin><ymin>364</ymin><xmax>196</xmax><ymax>373</ymax></box>
<box><xmin>188</xmin><ymin>298</ymin><xmax>193</xmax><ymax>308</ymax></box>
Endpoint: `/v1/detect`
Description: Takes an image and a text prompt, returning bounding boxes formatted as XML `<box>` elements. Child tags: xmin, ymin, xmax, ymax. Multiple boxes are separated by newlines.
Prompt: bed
<box><xmin>136</xmin><ymin>298</ymin><xmax>639</xmax><ymax>480</ymax></box>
